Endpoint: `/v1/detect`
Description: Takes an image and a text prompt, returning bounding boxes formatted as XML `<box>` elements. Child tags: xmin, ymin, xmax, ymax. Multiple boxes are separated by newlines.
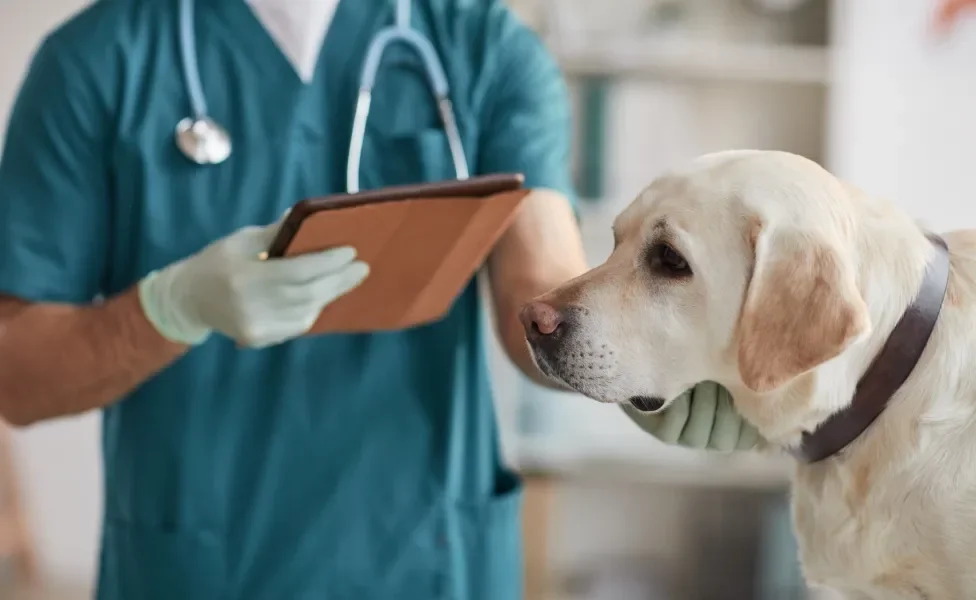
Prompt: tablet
<box><xmin>266</xmin><ymin>174</ymin><xmax>529</xmax><ymax>334</ymax></box>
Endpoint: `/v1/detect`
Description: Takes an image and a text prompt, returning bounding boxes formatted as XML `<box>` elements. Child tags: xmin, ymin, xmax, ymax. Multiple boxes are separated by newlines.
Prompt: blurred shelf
<box><xmin>551</xmin><ymin>38</ymin><xmax>830</xmax><ymax>85</ymax></box>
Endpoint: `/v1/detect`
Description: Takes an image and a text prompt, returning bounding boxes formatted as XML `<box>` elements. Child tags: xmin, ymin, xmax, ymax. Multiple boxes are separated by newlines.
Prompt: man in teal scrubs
<box><xmin>0</xmin><ymin>0</ymin><xmax>593</xmax><ymax>597</ymax></box>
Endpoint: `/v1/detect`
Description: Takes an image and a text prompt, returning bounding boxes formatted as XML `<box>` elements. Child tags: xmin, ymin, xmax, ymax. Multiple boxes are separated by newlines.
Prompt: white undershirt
<box><xmin>245</xmin><ymin>0</ymin><xmax>341</xmax><ymax>83</ymax></box>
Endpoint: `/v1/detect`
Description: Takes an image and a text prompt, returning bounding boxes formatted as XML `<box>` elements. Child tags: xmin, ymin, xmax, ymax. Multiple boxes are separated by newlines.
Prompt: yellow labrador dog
<box><xmin>520</xmin><ymin>150</ymin><xmax>976</xmax><ymax>600</ymax></box>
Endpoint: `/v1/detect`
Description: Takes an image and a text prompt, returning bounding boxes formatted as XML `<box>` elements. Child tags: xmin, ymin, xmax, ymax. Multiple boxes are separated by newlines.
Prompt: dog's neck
<box><xmin>728</xmin><ymin>197</ymin><xmax>942</xmax><ymax>451</ymax></box>
<box><xmin>791</xmin><ymin>232</ymin><xmax>948</xmax><ymax>462</ymax></box>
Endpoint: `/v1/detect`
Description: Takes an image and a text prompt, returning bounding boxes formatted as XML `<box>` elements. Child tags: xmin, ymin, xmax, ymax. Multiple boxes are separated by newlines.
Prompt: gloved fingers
<box><xmin>678</xmin><ymin>381</ymin><xmax>720</xmax><ymax>448</ymax></box>
<box><xmin>232</xmin><ymin>313</ymin><xmax>307</xmax><ymax>348</ymax></box>
<box><xmin>736</xmin><ymin>422</ymin><xmax>761</xmax><ymax>450</ymax></box>
<box><xmin>621</xmin><ymin>402</ymin><xmax>662</xmax><ymax>436</ymax></box>
<box><xmin>309</xmin><ymin>261</ymin><xmax>370</xmax><ymax>307</ymax></box>
<box><xmin>707</xmin><ymin>385</ymin><xmax>742</xmax><ymax>452</ymax></box>
<box><xmin>621</xmin><ymin>393</ymin><xmax>689</xmax><ymax>444</ymax></box>
<box><xmin>622</xmin><ymin>403</ymin><xmax>668</xmax><ymax>441</ymax></box>
<box><xmin>254</xmin><ymin>209</ymin><xmax>294</xmax><ymax>252</ymax></box>
<box><xmin>653</xmin><ymin>391</ymin><xmax>693</xmax><ymax>444</ymax></box>
<box><xmin>249</xmin><ymin>261</ymin><xmax>370</xmax><ymax>316</ymax></box>
<box><xmin>227</xmin><ymin>212</ymin><xmax>357</xmax><ymax>269</ymax></box>
<box><xmin>228</xmin><ymin>223</ymin><xmax>288</xmax><ymax>256</ymax></box>
<box><xmin>229</xmin><ymin>263</ymin><xmax>368</xmax><ymax>347</ymax></box>
<box><xmin>259</xmin><ymin>246</ymin><xmax>361</xmax><ymax>283</ymax></box>
<box><xmin>234</xmin><ymin>299</ymin><xmax>334</xmax><ymax>348</ymax></box>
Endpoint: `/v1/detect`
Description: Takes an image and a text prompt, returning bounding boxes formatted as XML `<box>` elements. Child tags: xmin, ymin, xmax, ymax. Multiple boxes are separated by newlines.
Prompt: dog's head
<box><xmin>521</xmin><ymin>150</ymin><xmax>872</xmax><ymax>434</ymax></box>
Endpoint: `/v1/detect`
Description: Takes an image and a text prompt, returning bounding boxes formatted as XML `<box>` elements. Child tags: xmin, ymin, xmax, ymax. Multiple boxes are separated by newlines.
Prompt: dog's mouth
<box><xmin>628</xmin><ymin>395</ymin><xmax>666</xmax><ymax>413</ymax></box>
<box><xmin>533</xmin><ymin>358</ymin><xmax>670</xmax><ymax>412</ymax></box>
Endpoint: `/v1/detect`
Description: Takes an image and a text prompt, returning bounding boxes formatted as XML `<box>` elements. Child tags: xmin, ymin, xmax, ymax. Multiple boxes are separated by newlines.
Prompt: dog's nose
<box><xmin>519</xmin><ymin>301</ymin><xmax>565</xmax><ymax>342</ymax></box>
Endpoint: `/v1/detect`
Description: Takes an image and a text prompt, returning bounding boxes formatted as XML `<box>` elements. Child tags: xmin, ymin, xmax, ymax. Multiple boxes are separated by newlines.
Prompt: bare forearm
<box><xmin>489</xmin><ymin>189</ymin><xmax>589</xmax><ymax>389</ymax></box>
<box><xmin>0</xmin><ymin>288</ymin><xmax>188</xmax><ymax>426</ymax></box>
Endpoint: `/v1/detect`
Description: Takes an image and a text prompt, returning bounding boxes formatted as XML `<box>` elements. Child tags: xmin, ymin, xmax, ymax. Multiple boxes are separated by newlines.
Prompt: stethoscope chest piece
<box><xmin>176</xmin><ymin>117</ymin><xmax>232</xmax><ymax>165</ymax></box>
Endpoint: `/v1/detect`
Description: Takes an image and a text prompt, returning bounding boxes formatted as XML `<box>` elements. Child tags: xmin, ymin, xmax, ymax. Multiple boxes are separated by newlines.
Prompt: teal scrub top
<box><xmin>0</xmin><ymin>0</ymin><xmax>576</xmax><ymax>598</ymax></box>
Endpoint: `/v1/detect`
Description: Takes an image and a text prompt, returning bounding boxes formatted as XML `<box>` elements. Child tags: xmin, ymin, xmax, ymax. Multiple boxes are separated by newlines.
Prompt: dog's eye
<box><xmin>648</xmin><ymin>243</ymin><xmax>692</xmax><ymax>277</ymax></box>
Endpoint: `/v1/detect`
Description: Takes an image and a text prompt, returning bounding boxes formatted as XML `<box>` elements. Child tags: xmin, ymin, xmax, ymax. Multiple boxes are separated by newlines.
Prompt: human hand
<box><xmin>138</xmin><ymin>221</ymin><xmax>369</xmax><ymax>348</ymax></box>
<box><xmin>622</xmin><ymin>381</ymin><xmax>762</xmax><ymax>452</ymax></box>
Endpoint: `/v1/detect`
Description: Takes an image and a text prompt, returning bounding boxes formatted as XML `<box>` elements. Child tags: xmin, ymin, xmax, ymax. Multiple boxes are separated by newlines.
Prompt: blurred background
<box><xmin>1</xmin><ymin>0</ymin><xmax>975</xmax><ymax>598</ymax></box>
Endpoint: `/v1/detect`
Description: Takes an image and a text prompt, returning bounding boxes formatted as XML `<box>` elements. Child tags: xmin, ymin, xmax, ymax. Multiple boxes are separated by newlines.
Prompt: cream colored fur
<box><xmin>528</xmin><ymin>150</ymin><xmax>976</xmax><ymax>599</ymax></box>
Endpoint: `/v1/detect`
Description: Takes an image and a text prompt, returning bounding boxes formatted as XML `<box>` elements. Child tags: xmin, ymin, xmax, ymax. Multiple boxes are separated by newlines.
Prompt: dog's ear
<box><xmin>737</xmin><ymin>226</ymin><xmax>870</xmax><ymax>393</ymax></box>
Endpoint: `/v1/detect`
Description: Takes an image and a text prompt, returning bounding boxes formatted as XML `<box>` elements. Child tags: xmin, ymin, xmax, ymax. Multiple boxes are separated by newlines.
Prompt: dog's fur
<box><xmin>523</xmin><ymin>150</ymin><xmax>976</xmax><ymax>599</ymax></box>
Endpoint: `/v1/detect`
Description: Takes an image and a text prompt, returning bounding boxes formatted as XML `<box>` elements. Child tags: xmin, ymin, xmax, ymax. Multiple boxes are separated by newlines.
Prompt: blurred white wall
<box><xmin>828</xmin><ymin>0</ymin><xmax>976</xmax><ymax>230</ymax></box>
<box><xmin>0</xmin><ymin>0</ymin><xmax>104</xmax><ymax>589</ymax></box>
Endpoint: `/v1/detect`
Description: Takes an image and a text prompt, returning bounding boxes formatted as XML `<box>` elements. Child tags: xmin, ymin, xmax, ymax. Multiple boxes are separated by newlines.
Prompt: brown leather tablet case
<box><xmin>267</xmin><ymin>174</ymin><xmax>528</xmax><ymax>334</ymax></box>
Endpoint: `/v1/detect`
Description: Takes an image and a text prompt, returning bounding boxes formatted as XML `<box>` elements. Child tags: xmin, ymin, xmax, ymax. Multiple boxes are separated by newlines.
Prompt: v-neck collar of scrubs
<box><xmin>192</xmin><ymin>0</ymin><xmax>398</xmax><ymax>183</ymax></box>
<box><xmin>203</xmin><ymin>0</ymin><xmax>358</xmax><ymax>89</ymax></box>
<box><xmin>243</xmin><ymin>0</ymin><xmax>341</xmax><ymax>84</ymax></box>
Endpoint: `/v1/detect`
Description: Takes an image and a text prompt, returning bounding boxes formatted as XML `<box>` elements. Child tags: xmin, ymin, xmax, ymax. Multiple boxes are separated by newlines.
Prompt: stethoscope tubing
<box><xmin>179</xmin><ymin>0</ymin><xmax>208</xmax><ymax>120</ymax></box>
<box><xmin>176</xmin><ymin>0</ymin><xmax>470</xmax><ymax>188</ymax></box>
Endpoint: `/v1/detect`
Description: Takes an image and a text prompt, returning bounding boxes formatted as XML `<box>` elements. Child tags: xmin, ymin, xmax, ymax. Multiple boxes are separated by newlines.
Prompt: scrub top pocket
<box><xmin>447</xmin><ymin>469</ymin><xmax>525</xmax><ymax>600</ymax></box>
<box><xmin>358</xmin><ymin>128</ymin><xmax>456</xmax><ymax>189</ymax></box>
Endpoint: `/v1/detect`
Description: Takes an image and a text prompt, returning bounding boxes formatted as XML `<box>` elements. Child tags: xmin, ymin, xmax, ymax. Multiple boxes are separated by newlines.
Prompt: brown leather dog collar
<box><xmin>791</xmin><ymin>233</ymin><xmax>950</xmax><ymax>463</ymax></box>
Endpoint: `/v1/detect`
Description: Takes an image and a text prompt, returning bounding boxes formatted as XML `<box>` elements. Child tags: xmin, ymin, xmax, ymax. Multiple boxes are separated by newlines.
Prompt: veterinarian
<box><xmin>0</xmin><ymin>0</ymin><xmax>688</xmax><ymax>597</ymax></box>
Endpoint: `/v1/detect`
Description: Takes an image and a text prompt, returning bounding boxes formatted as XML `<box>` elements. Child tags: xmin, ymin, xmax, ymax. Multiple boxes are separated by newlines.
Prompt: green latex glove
<box><xmin>139</xmin><ymin>220</ymin><xmax>369</xmax><ymax>348</ymax></box>
<box><xmin>623</xmin><ymin>382</ymin><xmax>762</xmax><ymax>452</ymax></box>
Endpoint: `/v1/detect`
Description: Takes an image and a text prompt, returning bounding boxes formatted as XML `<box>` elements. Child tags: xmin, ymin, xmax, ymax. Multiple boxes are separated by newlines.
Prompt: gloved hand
<box><xmin>622</xmin><ymin>381</ymin><xmax>762</xmax><ymax>452</ymax></box>
<box><xmin>138</xmin><ymin>221</ymin><xmax>369</xmax><ymax>348</ymax></box>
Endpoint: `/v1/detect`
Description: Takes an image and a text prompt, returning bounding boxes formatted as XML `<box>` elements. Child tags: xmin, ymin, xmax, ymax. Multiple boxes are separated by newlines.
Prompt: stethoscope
<box><xmin>175</xmin><ymin>0</ymin><xmax>470</xmax><ymax>194</ymax></box>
